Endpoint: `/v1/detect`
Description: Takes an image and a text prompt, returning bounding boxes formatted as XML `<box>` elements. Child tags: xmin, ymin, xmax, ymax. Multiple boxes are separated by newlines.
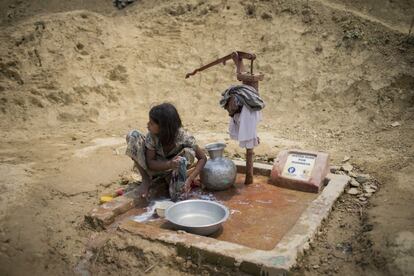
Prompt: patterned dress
<box><xmin>125</xmin><ymin>128</ymin><xmax>197</xmax><ymax>201</ymax></box>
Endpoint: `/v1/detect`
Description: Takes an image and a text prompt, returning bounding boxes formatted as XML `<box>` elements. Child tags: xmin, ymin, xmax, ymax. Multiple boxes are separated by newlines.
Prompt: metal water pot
<box><xmin>200</xmin><ymin>143</ymin><xmax>237</xmax><ymax>191</ymax></box>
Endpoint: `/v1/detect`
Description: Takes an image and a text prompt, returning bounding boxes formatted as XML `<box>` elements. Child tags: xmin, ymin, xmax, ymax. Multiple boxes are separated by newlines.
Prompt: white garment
<box><xmin>229</xmin><ymin>105</ymin><xmax>261</xmax><ymax>149</ymax></box>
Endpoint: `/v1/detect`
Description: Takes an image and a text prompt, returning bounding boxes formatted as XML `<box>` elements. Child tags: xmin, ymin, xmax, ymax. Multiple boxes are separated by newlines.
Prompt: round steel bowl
<box><xmin>165</xmin><ymin>200</ymin><xmax>229</xmax><ymax>236</ymax></box>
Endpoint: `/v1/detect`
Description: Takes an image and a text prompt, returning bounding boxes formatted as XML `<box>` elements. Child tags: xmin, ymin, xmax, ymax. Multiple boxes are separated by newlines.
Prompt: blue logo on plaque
<box><xmin>288</xmin><ymin>167</ymin><xmax>296</xmax><ymax>173</ymax></box>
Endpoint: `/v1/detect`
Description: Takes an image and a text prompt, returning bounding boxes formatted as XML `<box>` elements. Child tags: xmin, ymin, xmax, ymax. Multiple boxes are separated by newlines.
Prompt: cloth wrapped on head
<box><xmin>220</xmin><ymin>84</ymin><xmax>265</xmax><ymax>112</ymax></box>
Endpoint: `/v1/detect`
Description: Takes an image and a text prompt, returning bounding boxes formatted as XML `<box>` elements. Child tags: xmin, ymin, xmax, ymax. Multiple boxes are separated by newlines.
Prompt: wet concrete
<box><xmin>115</xmin><ymin>173</ymin><xmax>317</xmax><ymax>251</ymax></box>
<box><xmin>211</xmin><ymin>174</ymin><xmax>317</xmax><ymax>250</ymax></box>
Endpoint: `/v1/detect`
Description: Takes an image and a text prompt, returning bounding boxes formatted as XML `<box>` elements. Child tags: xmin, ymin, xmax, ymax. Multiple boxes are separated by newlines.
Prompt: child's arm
<box><xmin>146</xmin><ymin>148</ymin><xmax>180</xmax><ymax>171</ymax></box>
<box><xmin>184</xmin><ymin>145</ymin><xmax>207</xmax><ymax>191</ymax></box>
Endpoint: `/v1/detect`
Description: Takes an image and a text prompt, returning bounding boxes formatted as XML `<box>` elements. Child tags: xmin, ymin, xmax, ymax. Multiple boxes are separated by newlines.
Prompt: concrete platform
<box><xmin>105</xmin><ymin>162</ymin><xmax>349</xmax><ymax>275</ymax></box>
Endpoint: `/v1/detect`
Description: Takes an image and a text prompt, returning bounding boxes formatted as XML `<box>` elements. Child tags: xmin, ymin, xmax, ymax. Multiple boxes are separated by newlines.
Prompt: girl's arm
<box><xmin>186</xmin><ymin>145</ymin><xmax>207</xmax><ymax>183</ymax></box>
<box><xmin>146</xmin><ymin>148</ymin><xmax>178</xmax><ymax>171</ymax></box>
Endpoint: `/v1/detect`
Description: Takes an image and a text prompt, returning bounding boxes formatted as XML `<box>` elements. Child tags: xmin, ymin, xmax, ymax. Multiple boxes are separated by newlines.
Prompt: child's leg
<box><xmin>126</xmin><ymin>130</ymin><xmax>153</xmax><ymax>200</ymax></box>
<box><xmin>245</xmin><ymin>148</ymin><xmax>254</xmax><ymax>184</ymax></box>
<box><xmin>135</xmin><ymin>162</ymin><xmax>152</xmax><ymax>200</ymax></box>
<box><xmin>181</xmin><ymin>148</ymin><xmax>201</xmax><ymax>187</ymax></box>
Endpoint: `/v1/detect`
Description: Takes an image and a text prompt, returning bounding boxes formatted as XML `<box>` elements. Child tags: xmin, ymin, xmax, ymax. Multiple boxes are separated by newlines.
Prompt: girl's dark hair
<box><xmin>149</xmin><ymin>103</ymin><xmax>182</xmax><ymax>146</ymax></box>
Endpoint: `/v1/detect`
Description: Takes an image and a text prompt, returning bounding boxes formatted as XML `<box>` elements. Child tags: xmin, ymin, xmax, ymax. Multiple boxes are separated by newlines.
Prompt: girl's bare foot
<box><xmin>137</xmin><ymin>180</ymin><xmax>151</xmax><ymax>200</ymax></box>
<box><xmin>134</xmin><ymin>162</ymin><xmax>152</xmax><ymax>201</ymax></box>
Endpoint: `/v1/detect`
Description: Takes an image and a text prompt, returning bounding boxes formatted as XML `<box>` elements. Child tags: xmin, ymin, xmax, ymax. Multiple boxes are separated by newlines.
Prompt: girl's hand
<box><xmin>169</xmin><ymin>156</ymin><xmax>181</xmax><ymax>169</ymax></box>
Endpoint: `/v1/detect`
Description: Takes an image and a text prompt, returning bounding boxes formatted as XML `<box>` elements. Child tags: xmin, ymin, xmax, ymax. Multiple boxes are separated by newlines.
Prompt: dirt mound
<box><xmin>0</xmin><ymin>10</ymin><xmax>128</xmax><ymax>126</ymax></box>
<box><xmin>0</xmin><ymin>0</ymin><xmax>413</xmax><ymax>132</ymax></box>
<box><xmin>328</xmin><ymin>0</ymin><xmax>414</xmax><ymax>33</ymax></box>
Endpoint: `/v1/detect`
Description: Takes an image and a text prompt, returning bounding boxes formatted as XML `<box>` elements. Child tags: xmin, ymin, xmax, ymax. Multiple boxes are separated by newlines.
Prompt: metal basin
<box><xmin>165</xmin><ymin>200</ymin><xmax>229</xmax><ymax>236</ymax></box>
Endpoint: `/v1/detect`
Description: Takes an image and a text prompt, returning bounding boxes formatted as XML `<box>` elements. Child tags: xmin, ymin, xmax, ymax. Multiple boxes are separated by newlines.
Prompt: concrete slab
<box><xmin>131</xmin><ymin>173</ymin><xmax>317</xmax><ymax>251</ymax></box>
<box><xmin>112</xmin><ymin>163</ymin><xmax>349</xmax><ymax>275</ymax></box>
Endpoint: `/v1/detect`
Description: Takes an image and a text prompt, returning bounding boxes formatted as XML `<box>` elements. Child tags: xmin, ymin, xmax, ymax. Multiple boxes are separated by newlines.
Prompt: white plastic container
<box><xmin>155</xmin><ymin>201</ymin><xmax>175</xmax><ymax>217</ymax></box>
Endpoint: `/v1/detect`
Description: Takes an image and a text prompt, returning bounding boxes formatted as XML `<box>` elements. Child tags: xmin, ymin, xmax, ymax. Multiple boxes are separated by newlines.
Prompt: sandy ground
<box><xmin>0</xmin><ymin>0</ymin><xmax>413</xmax><ymax>275</ymax></box>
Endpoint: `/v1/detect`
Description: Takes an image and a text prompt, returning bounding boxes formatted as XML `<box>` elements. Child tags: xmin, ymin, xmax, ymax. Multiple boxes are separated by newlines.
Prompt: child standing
<box><xmin>126</xmin><ymin>103</ymin><xmax>207</xmax><ymax>201</ymax></box>
<box><xmin>220</xmin><ymin>84</ymin><xmax>265</xmax><ymax>184</ymax></box>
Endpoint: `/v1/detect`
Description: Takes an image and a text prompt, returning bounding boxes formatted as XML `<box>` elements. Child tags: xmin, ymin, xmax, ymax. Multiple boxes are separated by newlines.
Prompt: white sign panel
<box><xmin>282</xmin><ymin>153</ymin><xmax>316</xmax><ymax>181</ymax></box>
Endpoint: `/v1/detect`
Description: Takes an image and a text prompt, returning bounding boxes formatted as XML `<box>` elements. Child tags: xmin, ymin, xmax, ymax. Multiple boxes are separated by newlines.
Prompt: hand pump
<box><xmin>185</xmin><ymin>51</ymin><xmax>264</xmax><ymax>90</ymax></box>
